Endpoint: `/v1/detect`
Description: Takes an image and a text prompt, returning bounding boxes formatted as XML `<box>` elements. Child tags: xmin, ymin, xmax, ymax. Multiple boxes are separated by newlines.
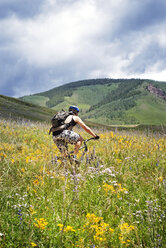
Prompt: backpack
<box><xmin>49</xmin><ymin>110</ymin><xmax>72</xmax><ymax>134</ymax></box>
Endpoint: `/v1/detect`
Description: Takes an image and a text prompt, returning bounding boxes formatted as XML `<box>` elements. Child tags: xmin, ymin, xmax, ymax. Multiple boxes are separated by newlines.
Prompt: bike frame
<box><xmin>53</xmin><ymin>137</ymin><xmax>96</xmax><ymax>165</ymax></box>
<box><xmin>79</xmin><ymin>137</ymin><xmax>96</xmax><ymax>152</ymax></box>
<box><xmin>70</xmin><ymin>137</ymin><xmax>96</xmax><ymax>154</ymax></box>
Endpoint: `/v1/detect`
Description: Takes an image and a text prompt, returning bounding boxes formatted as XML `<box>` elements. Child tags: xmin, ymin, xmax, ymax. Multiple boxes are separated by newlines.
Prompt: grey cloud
<box><xmin>111</xmin><ymin>0</ymin><xmax>166</xmax><ymax>39</ymax></box>
<box><xmin>0</xmin><ymin>49</ymin><xmax>98</xmax><ymax>97</ymax></box>
<box><xmin>0</xmin><ymin>0</ymin><xmax>166</xmax><ymax>97</ymax></box>
<box><xmin>0</xmin><ymin>48</ymin><xmax>47</xmax><ymax>96</ymax></box>
<box><xmin>125</xmin><ymin>42</ymin><xmax>166</xmax><ymax>74</ymax></box>
<box><xmin>128</xmin><ymin>0</ymin><xmax>166</xmax><ymax>29</ymax></box>
<box><xmin>0</xmin><ymin>0</ymin><xmax>44</xmax><ymax>19</ymax></box>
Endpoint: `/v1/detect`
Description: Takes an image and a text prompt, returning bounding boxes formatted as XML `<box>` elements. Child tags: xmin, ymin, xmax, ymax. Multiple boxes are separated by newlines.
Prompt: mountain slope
<box><xmin>20</xmin><ymin>78</ymin><xmax>166</xmax><ymax>125</ymax></box>
<box><xmin>0</xmin><ymin>94</ymin><xmax>54</xmax><ymax>122</ymax></box>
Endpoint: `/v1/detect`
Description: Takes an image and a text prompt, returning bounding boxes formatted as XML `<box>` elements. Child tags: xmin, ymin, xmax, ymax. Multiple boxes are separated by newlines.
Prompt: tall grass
<box><xmin>0</xmin><ymin>119</ymin><xmax>165</xmax><ymax>247</ymax></box>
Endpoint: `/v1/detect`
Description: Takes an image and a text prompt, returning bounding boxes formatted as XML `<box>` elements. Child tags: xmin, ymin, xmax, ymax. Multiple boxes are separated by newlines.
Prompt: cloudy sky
<box><xmin>0</xmin><ymin>0</ymin><xmax>166</xmax><ymax>97</ymax></box>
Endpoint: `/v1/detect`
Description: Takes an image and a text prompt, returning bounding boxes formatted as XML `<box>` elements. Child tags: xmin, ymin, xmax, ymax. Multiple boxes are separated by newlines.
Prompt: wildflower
<box><xmin>103</xmin><ymin>183</ymin><xmax>115</xmax><ymax>194</ymax></box>
<box><xmin>30</xmin><ymin>207</ymin><xmax>36</xmax><ymax>215</ymax></box>
<box><xmin>94</xmin><ymin>235</ymin><xmax>105</xmax><ymax>242</ymax></box>
<box><xmin>119</xmin><ymin>222</ymin><xmax>135</xmax><ymax>244</ymax></box>
<box><xmin>85</xmin><ymin>213</ymin><xmax>114</xmax><ymax>243</ymax></box>
<box><xmin>86</xmin><ymin>213</ymin><xmax>103</xmax><ymax>223</ymax></box>
<box><xmin>116</xmin><ymin>159</ymin><xmax>121</xmax><ymax>164</ymax></box>
<box><xmin>33</xmin><ymin>179</ymin><xmax>39</xmax><ymax>186</ymax></box>
<box><xmin>59</xmin><ymin>176</ymin><xmax>65</xmax><ymax>181</ymax></box>
<box><xmin>117</xmin><ymin>184</ymin><xmax>128</xmax><ymax>194</ymax></box>
<box><xmin>34</xmin><ymin>218</ymin><xmax>48</xmax><ymax>230</ymax></box>
<box><xmin>158</xmin><ymin>177</ymin><xmax>163</xmax><ymax>182</ymax></box>
<box><xmin>57</xmin><ymin>223</ymin><xmax>63</xmax><ymax>230</ymax></box>
<box><xmin>31</xmin><ymin>242</ymin><xmax>37</xmax><ymax>247</ymax></box>
<box><xmin>18</xmin><ymin>209</ymin><xmax>23</xmax><ymax>225</ymax></box>
<box><xmin>26</xmin><ymin>157</ymin><xmax>30</xmax><ymax>163</ymax></box>
<box><xmin>110</xmin><ymin>131</ymin><xmax>114</xmax><ymax>138</ymax></box>
<box><xmin>119</xmin><ymin>223</ymin><xmax>135</xmax><ymax>233</ymax></box>
<box><xmin>21</xmin><ymin>168</ymin><xmax>25</xmax><ymax>173</ymax></box>
<box><xmin>57</xmin><ymin>223</ymin><xmax>75</xmax><ymax>232</ymax></box>
<box><xmin>64</xmin><ymin>226</ymin><xmax>76</xmax><ymax>232</ymax></box>
<box><xmin>109</xmin><ymin>228</ymin><xmax>114</xmax><ymax>233</ymax></box>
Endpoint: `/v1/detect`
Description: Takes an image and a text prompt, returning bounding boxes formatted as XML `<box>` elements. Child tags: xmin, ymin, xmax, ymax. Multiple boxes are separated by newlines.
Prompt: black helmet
<box><xmin>69</xmin><ymin>105</ymin><xmax>79</xmax><ymax>114</ymax></box>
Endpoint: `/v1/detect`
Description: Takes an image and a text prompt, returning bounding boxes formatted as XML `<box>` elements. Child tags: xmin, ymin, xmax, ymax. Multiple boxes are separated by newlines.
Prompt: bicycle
<box><xmin>51</xmin><ymin>137</ymin><xmax>100</xmax><ymax>169</ymax></box>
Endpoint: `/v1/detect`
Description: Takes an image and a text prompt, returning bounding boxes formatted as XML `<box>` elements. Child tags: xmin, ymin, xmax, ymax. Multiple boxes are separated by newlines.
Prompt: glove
<box><xmin>94</xmin><ymin>135</ymin><xmax>100</xmax><ymax>140</ymax></box>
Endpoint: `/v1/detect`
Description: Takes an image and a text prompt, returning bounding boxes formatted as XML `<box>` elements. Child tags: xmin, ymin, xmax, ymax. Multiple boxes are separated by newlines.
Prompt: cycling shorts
<box><xmin>53</xmin><ymin>130</ymin><xmax>80</xmax><ymax>153</ymax></box>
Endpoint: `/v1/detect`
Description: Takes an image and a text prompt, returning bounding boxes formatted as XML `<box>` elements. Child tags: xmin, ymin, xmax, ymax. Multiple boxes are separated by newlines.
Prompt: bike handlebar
<box><xmin>83</xmin><ymin>137</ymin><xmax>96</xmax><ymax>143</ymax></box>
<box><xmin>79</xmin><ymin>137</ymin><xmax>97</xmax><ymax>151</ymax></box>
<box><xmin>70</xmin><ymin>137</ymin><xmax>98</xmax><ymax>154</ymax></box>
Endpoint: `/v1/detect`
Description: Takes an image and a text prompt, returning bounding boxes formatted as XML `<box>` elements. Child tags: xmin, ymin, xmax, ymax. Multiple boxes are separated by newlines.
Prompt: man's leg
<box><xmin>74</xmin><ymin>136</ymin><xmax>83</xmax><ymax>155</ymax></box>
<box><xmin>53</xmin><ymin>136</ymin><xmax>68</xmax><ymax>157</ymax></box>
<box><xmin>54</xmin><ymin>130</ymin><xmax>82</xmax><ymax>156</ymax></box>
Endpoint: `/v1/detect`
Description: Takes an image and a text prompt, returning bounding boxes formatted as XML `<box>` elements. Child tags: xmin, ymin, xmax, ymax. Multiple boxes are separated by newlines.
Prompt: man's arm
<box><xmin>73</xmin><ymin>116</ymin><xmax>97</xmax><ymax>137</ymax></box>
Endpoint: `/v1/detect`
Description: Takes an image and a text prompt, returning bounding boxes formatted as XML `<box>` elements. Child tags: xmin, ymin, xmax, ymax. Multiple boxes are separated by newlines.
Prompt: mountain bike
<box><xmin>51</xmin><ymin>137</ymin><xmax>100</xmax><ymax>169</ymax></box>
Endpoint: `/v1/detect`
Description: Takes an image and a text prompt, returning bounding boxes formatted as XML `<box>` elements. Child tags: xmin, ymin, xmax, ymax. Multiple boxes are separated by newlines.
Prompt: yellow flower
<box><xmin>26</xmin><ymin>157</ymin><xmax>30</xmax><ymax>163</ymax></box>
<box><xmin>57</xmin><ymin>224</ymin><xmax>75</xmax><ymax>232</ymax></box>
<box><xmin>85</xmin><ymin>213</ymin><xmax>114</xmax><ymax>243</ymax></box>
<box><xmin>59</xmin><ymin>176</ymin><xmax>65</xmax><ymax>181</ymax></box>
<box><xmin>103</xmin><ymin>183</ymin><xmax>115</xmax><ymax>194</ymax></box>
<box><xmin>64</xmin><ymin>225</ymin><xmax>76</xmax><ymax>232</ymax></box>
<box><xmin>158</xmin><ymin>177</ymin><xmax>163</xmax><ymax>182</ymax></box>
<box><xmin>117</xmin><ymin>184</ymin><xmax>127</xmax><ymax>192</ymax></box>
<box><xmin>109</xmin><ymin>227</ymin><xmax>114</xmax><ymax>233</ymax></box>
<box><xmin>31</xmin><ymin>242</ymin><xmax>37</xmax><ymax>247</ymax></box>
<box><xmin>110</xmin><ymin>131</ymin><xmax>114</xmax><ymax>138</ymax></box>
<box><xmin>116</xmin><ymin>159</ymin><xmax>121</xmax><ymax>164</ymax></box>
<box><xmin>30</xmin><ymin>207</ymin><xmax>36</xmax><ymax>215</ymax></box>
<box><xmin>33</xmin><ymin>179</ymin><xmax>39</xmax><ymax>186</ymax></box>
<box><xmin>21</xmin><ymin>168</ymin><xmax>25</xmax><ymax>173</ymax></box>
<box><xmin>34</xmin><ymin>218</ymin><xmax>48</xmax><ymax>230</ymax></box>
<box><xmin>94</xmin><ymin>235</ymin><xmax>105</xmax><ymax>242</ymax></box>
<box><xmin>119</xmin><ymin>223</ymin><xmax>135</xmax><ymax>234</ymax></box>
<box><xmin>86</xmin><ymin>213</ymin><xmax>103</xmax><ymax>223</ymax></box>
<box><xmin>57</xmin><ymin>223</ymin><xmax>63</xmax><ymax>230</ymax></box>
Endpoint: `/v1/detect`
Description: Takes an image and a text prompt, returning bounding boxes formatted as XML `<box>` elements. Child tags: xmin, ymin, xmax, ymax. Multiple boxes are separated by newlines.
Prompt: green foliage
<box><xmin>51</xmin><ymin>84</ymin><xmax>118</xmax><ymax>113</ymax></box>
<box><xmin>149</xmin><ymin>80</ymin><xmax>166</xmax><ymax>92</ymax></box>
<box><xmin>0</xmin><ymin>95</ymin><xmax>54</xmax><ymax>122</ymax></box>
<box><xmin>37</xmin><ymin>78</ymin><xmax>119</xmax><ymax>108</ymax></box>
<box><xmin>20</xmin><ymin>78</ymin><xmax>166</xmax><ymax>125</ymax></box>
<box><xmin>127</xmin><ymin>95</ymin><xmax>166</xmax><ymax>125</ymax></box>
<box><xmin>20</xmin><ymin>95</ymin><xmax>49</xmax><ymax>107</ymax></box>
<box><xmin>89</xmin><ymin>79</ymin><xmax>142</xmax><ymax>111</ymax></box>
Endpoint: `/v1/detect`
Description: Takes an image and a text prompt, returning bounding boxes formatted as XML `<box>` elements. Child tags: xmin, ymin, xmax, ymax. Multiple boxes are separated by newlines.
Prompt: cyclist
<box><xmin>52</xmin><ymin>105</ymin><xmax>99</xmax><ymax>157</ymax></box>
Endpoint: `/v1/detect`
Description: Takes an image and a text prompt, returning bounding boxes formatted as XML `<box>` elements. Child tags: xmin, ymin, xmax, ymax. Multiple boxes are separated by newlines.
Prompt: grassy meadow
<box><xmin>0</xmin><ymin>119</ymin><xmax>165</xmax><ymax>247</ymax></box>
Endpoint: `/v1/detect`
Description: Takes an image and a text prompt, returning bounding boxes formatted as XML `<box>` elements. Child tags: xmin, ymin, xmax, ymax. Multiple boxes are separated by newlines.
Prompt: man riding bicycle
<box><xmin>52</xmin><ymin>105</ymin><xmax>99</xmax><ymax>157</ymax></box>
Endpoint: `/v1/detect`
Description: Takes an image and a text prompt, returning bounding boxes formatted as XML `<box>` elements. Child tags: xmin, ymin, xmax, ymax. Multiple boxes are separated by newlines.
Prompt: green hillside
<box><xmin>0</xmin><ymin>95</ymin><xmax>54</xmax><ymax>122</ymax></box>
<box><xmin>20</xmin><ymin>78</ymin><xmax>166</xmax><ymax>125</ymax></box>
<box><xmin>127</xmin><ymin>95</ymin><xmax>166</xmax><ymax>125</ymax></box>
